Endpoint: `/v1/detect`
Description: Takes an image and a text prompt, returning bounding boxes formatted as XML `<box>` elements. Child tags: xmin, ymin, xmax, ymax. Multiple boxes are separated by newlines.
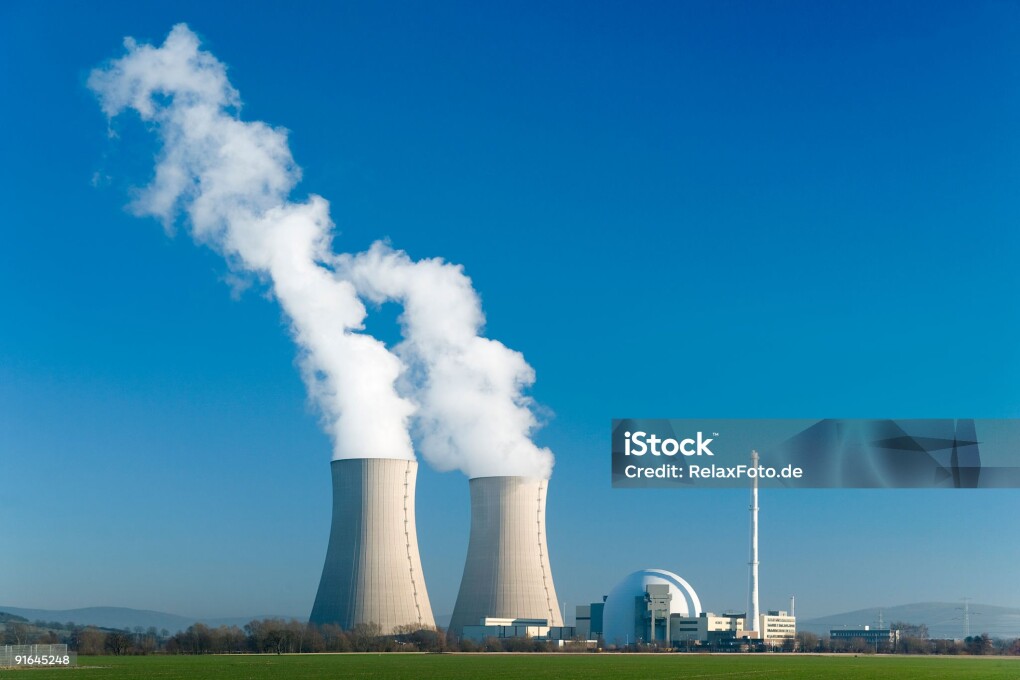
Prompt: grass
<box><xmin>8</xmin><ymin>653</ymin><xmax>1020</xmax><ymax>679</ymax></box>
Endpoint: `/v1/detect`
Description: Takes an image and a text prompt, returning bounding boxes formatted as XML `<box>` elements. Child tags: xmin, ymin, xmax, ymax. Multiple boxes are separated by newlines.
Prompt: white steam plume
<box><xmin>90</xmin><ymin>24</ymin><xmax>553</xmax><ymax>478</ymax></box>
<box><xmin>89</xmin><ymin>24</ymin><xmax>414</xmax><ymax>460</ymax></box>
<box><xmin>340</xmin><ymin>244</ymin><xmax>553</xmax><ymax>479</ymax></box>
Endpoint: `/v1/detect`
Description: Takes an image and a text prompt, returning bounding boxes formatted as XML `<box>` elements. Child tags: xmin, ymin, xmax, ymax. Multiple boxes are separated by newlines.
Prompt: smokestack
<box><xmin>748</xmin><ymin>449</ymin><xmax>760</xmax><ymax>633</ymax></box>
<box><xmin>310</xmin><ymin>459</ymin><xmax>435</xmax><ymax>632</ymax></box>
<box><xmin>449</xmin><ymin>477</ymin><xmax>563</xmax><ymax>635</ymax></box>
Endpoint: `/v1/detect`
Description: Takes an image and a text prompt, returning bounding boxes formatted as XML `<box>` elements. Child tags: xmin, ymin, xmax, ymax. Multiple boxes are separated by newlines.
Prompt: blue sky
<box><xmin>2</xmin><ymin>0</ymin><xmax>1020</xmax><ymax>625</ymax></box>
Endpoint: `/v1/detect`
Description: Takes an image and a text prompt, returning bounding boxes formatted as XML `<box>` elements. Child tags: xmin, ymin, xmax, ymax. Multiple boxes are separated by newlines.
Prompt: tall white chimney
<box><xmin>749</xmin><ymin>449</ymin><xmax>760</xmax><ymax>633</ymax></box>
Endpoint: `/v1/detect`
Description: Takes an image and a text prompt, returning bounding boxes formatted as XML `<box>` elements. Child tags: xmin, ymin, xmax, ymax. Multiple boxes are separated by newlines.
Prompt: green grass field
<box><xmin>9</xmin><ymin>654</ymin><xmax>1020</xmax><ymax>679</ymax></box>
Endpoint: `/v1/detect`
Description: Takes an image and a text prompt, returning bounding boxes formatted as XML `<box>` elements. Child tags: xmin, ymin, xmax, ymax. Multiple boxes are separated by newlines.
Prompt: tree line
<box><xmin>5</xmin><ymin>612</ymin><xmax>1020</xmax><ymax>655</ymax></box>
<box><xmin>1</xmin><ymin>616</ymin><xmax>438</xmax><ymax>654</ymax></box>
<box><xmin>0</xmin><ymin>616</ymin><xmax>556</xmax><ymax>654</ymax></box>
<box><xmin>795</xmin><ymin>629</ymin><xmax>1020</xmax><ymax>656</ymax></box>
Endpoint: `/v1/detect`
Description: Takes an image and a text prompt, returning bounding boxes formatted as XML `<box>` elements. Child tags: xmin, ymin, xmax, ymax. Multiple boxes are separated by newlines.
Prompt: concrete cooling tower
<box><xmin>309</xmin><ymin>458</ymin><xmax>435</xmax><ymax>632</ymax></box>
<box><xmin>449</xmin><ymin>476</ymin><xmax>563</xmax><ymax>636</ymax></box>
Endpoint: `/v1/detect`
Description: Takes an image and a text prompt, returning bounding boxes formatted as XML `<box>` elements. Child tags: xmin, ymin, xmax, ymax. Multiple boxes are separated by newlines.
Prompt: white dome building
<box><xmin>601</xmin><ymin>568</ymin><xmax>702</xmax><ymax>645</ymax></box>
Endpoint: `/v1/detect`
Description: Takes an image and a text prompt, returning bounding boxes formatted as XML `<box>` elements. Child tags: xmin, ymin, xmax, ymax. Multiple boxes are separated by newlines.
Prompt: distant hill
<box><xmin>0</xmin><ymin>607</ymin><xmax>299</xmax><ymax>633</ymax></box>
<box><xmin>801</xmin><ymin>602</ymin><xmax>1020</xmax><ymax>639</ymax></box>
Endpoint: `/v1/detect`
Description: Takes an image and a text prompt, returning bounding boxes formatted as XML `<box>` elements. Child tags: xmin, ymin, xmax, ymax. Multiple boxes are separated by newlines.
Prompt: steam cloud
<box><xmin>340</xmin><ymin>244</ymin><xmax>552</xmax><ymax>478</ymax></box>
<box><xmin>89</xmin><ymin>24</ymin><xmax>553</xmax><ymax>479</ymax></box>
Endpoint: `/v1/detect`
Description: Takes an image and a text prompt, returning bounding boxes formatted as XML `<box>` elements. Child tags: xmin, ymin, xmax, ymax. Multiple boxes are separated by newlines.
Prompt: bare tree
<box><xmin>8</xmin><ymin>622</ymin><xmax>30</xmax><ymax>645</ymax></box>
<box><xmin>795</xmin><ymin>631</ymin><xmax>819</xmax><ymax>652</ymax></box>
<box><xmin>104</xmin><ymin>631</ymin><xmax>132</xmax><ymax>656</ymax></box>
<box><xmin>77</xmin><ymin>627</ymin><xmax>107</xmax><ymax>655</ymax></box>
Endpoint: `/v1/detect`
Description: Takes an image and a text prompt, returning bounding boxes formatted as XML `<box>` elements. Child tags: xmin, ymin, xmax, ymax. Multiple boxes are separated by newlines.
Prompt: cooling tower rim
<box><xmin>328</xmin><ymin>456</ymin><xmax>418</xmax><ymax>465</ymax></box>
<box><xmin>467</xmin><ymin>474</ymin><xmax>550</xmax><ymax>481</ymax></box>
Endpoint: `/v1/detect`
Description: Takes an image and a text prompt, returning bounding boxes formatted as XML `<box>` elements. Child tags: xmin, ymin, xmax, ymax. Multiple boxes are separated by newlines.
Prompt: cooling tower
<box><xmin>309</xmin><ymin>458</ymin><xmax>435</xmax><ymax>632</ymax></box>
<box><xmin>449</xmin><ymin>476</ymin><xmax>563</xmax><ymax>635</ymax></box>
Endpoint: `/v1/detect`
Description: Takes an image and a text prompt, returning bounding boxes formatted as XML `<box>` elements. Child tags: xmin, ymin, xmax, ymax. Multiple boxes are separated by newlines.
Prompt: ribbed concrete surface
<box><xmin>309</xmin><ymin>458</ymin><xmax>435</xmax><ymax>632</ymax></box>
<box><xmin>449</xmin><ymin>476</ymin><xmax>563</xmax><ymax>635</ymax></box>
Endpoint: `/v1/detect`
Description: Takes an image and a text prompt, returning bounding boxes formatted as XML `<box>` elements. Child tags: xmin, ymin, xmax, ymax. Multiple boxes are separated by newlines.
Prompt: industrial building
<box><xmin>830</xmin><ymin>627</ymin><xmax>900</xmax><ymax>647</ymax></box>
<box><xmin>449</xmin><ymin>477</ymin><xmax>563</xmax><ymax>636</ymax></box>
<box><xmin>600</xmin><ymin>569</ymin><xmax>703</xmax><ymax>645</ymax></box>
<box><xmin>309</xmin><ymin>459</ymin><xmax>435</xmax><ymax>632</ymax></box>
<box><xmin>675</xmin><ymin>610</ymin><xmax>795</xmax><ymax>646</ymax></box>
<box><xmin>758</xmin><ymin>610</ymin><xmax>796</xmax><ymax>644</ymax></box>
<box><xmin>672</xmin><ymin>612</ymin><xmax>746</xmax><ymax>644</ymax></box>
<box><xmin>574</xmin><ymin>601</ymin><xmax>605</xmax><ymax>640</ymax></box>
<box><xmin>460</xmin><ymin>617</ymin><xmax>577</xmax><ymax>644</ymax></box>
<box><xmin>578</xmin><ymin>574</ymin><xmax>795</xmax><ymax>647</ymax></box>
<box><xmin>570</xmin><ymin>455</ymin><xmax>796</xmax><ymax>648</ymax></box>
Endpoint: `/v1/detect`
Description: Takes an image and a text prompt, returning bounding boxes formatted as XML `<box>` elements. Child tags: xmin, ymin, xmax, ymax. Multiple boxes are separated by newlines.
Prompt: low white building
<box><xmin>460</xmin><ymin>617</ymin><xmax>577</xmax><ymax>643</ymax></box>
<box><xmin>759</xmin><ymin>610</ymin><xmax>796</xmax><ymax>644</ymax></box>
<box><xmin>461</xmin><ymin>617</ymin><xmax>548</xmax><ymax>641</ymax></box>
<box><xmin>671</xmin><ymin>612</ymin><xmax>745</xmax><ymax>643</ymax></box>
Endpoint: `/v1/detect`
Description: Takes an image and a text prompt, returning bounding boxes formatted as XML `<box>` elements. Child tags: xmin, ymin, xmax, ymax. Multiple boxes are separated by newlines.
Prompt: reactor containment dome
<box><xmin>601</xmin><ymin>568</ymin><xmax>703</xmax><ymax>645</ymax></box>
